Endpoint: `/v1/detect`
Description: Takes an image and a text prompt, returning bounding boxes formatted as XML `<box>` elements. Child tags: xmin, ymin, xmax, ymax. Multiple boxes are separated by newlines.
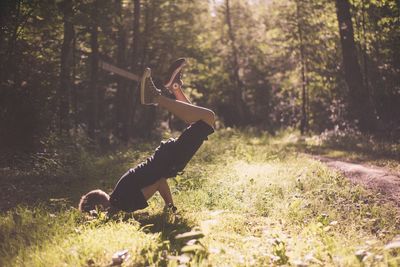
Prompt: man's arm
<box><xmin>141</xmin><ymin>178</ymin><xmax>177</xmax><ymax>212</ymax></box>
<box><xmin>158</xmin><ymin>178</ymin><xmax>174</xmax><ymax>206</ymax></box>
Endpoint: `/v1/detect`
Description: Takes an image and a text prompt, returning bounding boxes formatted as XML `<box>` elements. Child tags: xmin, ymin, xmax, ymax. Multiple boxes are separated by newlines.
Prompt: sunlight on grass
<box><xmin>1</xmin><ymin>129</ymin><xmax>399</xmax><ymax>266</ymax></box>
<box><xmin>17</xmin><ymin>222</ymin><xmax>159</xmax><ymax>266</ymax></box>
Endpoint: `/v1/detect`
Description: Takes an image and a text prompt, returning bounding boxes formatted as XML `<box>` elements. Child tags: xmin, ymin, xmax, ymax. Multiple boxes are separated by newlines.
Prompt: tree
<box><xmin>351</xmin><ymin>0</ymin><xmax>400</xmax><ymax>130</ymax></box>
<box><xmin>59</xmin><ymin>0</ymin><xmax>74</xmax><ymax>134</ymax></box>
<box><xmin>295</xmin><ymin>0</ymin><xmax>308</xmax><ymax>134</ymax></box>
<box><xmin>132</xmin><ymin>0</ymin><xmax>140</xmax><ymax>73</ymax></box>
<box><xmin>115</xmin><ymin>0</ymin><xmax>128</xmax><ymax>140</ymax></box>
<box><xmin>224</xmin><ymin>0</ymin><xmax>248</xmax><ymax>125</ymax></box>
<box><xmin>335</xmin><ymin>0</ymin><xmax>375</xmax><ymax>130</ymax></box>
<box><xmin>130</xmin><ymin>0</ymin><xmax>143</xmax><ymax>137</ymax></box>
<box><xmin>2</xmin><ymin>0</ymin><xmax>399</xmax><ymax>153</ymax></box>
<box><xmin>88</xmin><ymin>0</ymin><xmax>99</xmax><ymax>139</ymax></box>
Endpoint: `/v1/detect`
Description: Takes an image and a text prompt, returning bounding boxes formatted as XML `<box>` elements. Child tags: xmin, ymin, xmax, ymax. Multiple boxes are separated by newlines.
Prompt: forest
<box><xmin>0</xmin><ymin>0</ymin><xmax>399</xmax><ymax>266</ymax></box>
<box><xmin>1</xmin><ymin>0</ymin><xmax>399</xmax><ymax>151</ymax></box>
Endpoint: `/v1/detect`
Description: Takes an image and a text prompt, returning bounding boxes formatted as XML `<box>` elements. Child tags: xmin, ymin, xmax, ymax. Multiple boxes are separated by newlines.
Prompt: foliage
<box><xmin>1</xmin><ymin>0</ymin><xmax>399</xmax><ymax>151</ymax></box>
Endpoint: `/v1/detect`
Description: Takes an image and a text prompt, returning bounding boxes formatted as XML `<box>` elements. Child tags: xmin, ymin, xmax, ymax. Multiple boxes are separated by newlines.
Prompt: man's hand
<box><xmin>167</xmin><ymin>203</ymin><xmax>178</xmax><ymax>213</ymax></box>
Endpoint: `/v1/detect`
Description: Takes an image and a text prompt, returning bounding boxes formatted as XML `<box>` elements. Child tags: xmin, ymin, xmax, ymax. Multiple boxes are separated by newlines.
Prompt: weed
<box><xmin>0</xmin><ymin>129</ymin><xmax>399</xmax><ymax>266</ymax></box>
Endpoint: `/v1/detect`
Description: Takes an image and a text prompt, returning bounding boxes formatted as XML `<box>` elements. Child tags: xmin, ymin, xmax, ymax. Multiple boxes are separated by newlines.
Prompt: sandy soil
<box><xmin>313</xmin><ymin>156</ymin><xmax>400</xmax><ymax>209</ymax></box>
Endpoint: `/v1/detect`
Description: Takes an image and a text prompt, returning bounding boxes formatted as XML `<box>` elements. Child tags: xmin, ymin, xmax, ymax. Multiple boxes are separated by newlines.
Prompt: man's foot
<box><xmin>164</xmin><ymin>58</ymin><xmax>186</xmax><ymax>92</ymax></box>
<box><xmin>141</xmin><ymin>68</ymin><xmax>161</xmax><ymax>105</ymax></box>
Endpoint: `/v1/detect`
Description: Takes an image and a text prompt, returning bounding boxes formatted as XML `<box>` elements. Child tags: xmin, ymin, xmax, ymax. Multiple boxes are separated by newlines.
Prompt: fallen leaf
<box><xmin>186</xmin><ymin>239</ymin><xmax>199</xmax><ymax>246</ymax></box>
<box><xmin>175</xmin><ymin>231</ymin><xmax>204</xmax><ymax>240</ymax></box>
<box><xmin>209</xmin><ymin>247</ymin><xmax>221</xmax><ymax>254</ymax></box>
<box><xmin>355</xmin><ymin>249</ymin><xmax>367</xmax><ymax>261</ymax></box>
<box><xmin>181</xmin><ymin>244</ymin><xmax>205</xmax><ymax>253</ymax></box>
<box><xmin>168</xmin><ymin>254</ymin><xmax>191</xmax><ymax>263</ymax></box>
<box><xmin>304</xmin><ymin>253</ymin><xmax>323</xmax><ymax>265</ymax></box>
<box><xmin>209</xmin><ymin>210</ymin><xmax>225</xmax><ymax>216</ymax></box>
<box><xmin>385</xmin><ymin>240</ymin><xmax>400</xmax><ymax>250</ymax></box>
<box><xmin>293</xmin><ymin>259</ymin><xmax>309</xmax><ymax>267</ymax></box>
<box><xmin>323</xmin><ymin>226</ymin><xmax>331</xmax><ymax>232</ymax></box>
<box><xmin>111</xmin><ymin>249</ymin><xmax>130</xmax><ymax>266</ymax></box>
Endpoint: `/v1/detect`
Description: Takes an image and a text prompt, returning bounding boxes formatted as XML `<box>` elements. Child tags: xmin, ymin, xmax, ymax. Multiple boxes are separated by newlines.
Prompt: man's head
<box><xmin>78</xmin><ymin>189</ymin><xmax>111</xmax><ymax>213</ymax></box>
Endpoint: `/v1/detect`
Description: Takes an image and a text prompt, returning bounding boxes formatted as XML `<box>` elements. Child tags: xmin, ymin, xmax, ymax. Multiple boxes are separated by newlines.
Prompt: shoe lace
<box><xmin>173</xmin><ymin>71</ymin><xmax>182</xmax><ymax>86</ymax></box>
<box><xmin>149</xmin><ymin>77</ymin><xmax>161</xmax><ymax>93</ymax></box>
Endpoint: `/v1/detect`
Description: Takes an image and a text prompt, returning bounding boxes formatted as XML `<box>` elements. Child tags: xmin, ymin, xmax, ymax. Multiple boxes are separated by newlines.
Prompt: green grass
<box><xmin>291</xmin><ymin>128</ymin><xmax>400</xmax><ymax>173</ymax></box>
<box><xmin>0</xmin><ymin>129</ymin><xmax>399</xmax><ymax>266</ymax></box>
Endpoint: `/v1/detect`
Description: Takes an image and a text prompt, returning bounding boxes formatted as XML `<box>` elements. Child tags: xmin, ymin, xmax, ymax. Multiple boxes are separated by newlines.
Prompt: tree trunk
<box><xmin>59</xmin><ymin>0</ymin><xmax>74</xmax><ymax>134</ymax></box>
<box><xmin>130</xmin><ymin>0</ymin><xmax>143</xmax><ymax>137</ymax></box>
<box><xmin>0</xmin><ymin>1</ymin><xmax>17</xmax><ymax>83</ymax></box>
<box><xmin>132</xmin><ymin>0</ymin><xmax>141</xmax><ymax>73</ymax></box>
<box><xmin>2</xmin><ymin>0</ymin><xmax>20</xmax><ymax>86</ymax></box>
<box><xmin>361</xmin><ymin>0</ymin><xmax>374</xmax><ymax>110</ymax></box>
<box><xmin>134</xmin><ymin>0</ymin><xmax>156</xmax><ymax>138</ymax></box>
<box><xmin>296</xmin><ymin>0</ymin><xmax>308</xmax><ymax>134</ymax></box>
<box><xmin>335</xmin><ymin>0</ymin><xmax>375</xmax><ymax>131</ymax></box>
<box><xmin>72</xmin><ymin>31</ymin><xmax>78</xmax><ymax>131</ymax></box>
<box><xmin>140</xmin><ymin>1</ymin><xmax>149</xmax><ymax>71</ymax></box>
<box><xmin>225</xmin><ymin>0</ymin><xmax>247</xmax><ymax>125</ymax></box>
<box><xmin>115</xmin><ymin>0</ymin><xmax>128</xmax><ymax>140</ymax></box>
<box><xmin>88</xmin><ymin>2</ymin><xmax>99</xmax><ymax>139</ymax></box>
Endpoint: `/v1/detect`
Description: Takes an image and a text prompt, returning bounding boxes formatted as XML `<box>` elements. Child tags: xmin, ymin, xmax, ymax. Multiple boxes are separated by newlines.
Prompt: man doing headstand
<box><xmin>78</xmin><ymin>59</ymin><xmax>215</xmax><ymax>214</ymax></box>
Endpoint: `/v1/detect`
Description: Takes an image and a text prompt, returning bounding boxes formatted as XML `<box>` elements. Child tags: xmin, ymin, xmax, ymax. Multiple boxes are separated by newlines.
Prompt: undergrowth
<box><xmin>0</xmin><ymin>129</ymin><xmax>399</xmax><ymax>266</ymax></box>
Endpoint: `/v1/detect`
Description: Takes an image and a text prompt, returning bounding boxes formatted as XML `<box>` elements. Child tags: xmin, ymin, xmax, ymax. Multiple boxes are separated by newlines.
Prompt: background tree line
<box><xmin>0</xmin><ymin>0</ymin><xmax>399</xmax><ymax>152</ymax></box>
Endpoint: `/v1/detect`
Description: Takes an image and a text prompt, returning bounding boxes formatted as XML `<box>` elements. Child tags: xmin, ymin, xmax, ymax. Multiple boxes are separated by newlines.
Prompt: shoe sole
<box><xmin>140</xmin><ymin>68</ymin><xmax>151</xmax><ymax>105</ymax></box>
<box><xmin>164</xmin><ymin>59</ymin><xmax>186</xmax><ymax>88</ymax></box>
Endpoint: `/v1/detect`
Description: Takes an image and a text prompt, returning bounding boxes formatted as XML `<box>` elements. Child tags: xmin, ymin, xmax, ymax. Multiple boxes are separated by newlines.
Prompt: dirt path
<box><xmin>313</xmin><ymin>155</ymin><xmax>400</xmax><ymax>208</ymax></box>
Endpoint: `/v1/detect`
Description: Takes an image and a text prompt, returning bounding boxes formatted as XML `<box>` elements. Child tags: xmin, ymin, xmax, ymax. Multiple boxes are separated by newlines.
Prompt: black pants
<box><xmin>109</xmin><ymin>120</ymin><xmax>214</xmax><ymax>212</ymax></box>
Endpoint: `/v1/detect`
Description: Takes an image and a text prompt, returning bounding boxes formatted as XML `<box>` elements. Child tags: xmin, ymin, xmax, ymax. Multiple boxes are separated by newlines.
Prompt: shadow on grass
<box><xmin>0</xmin><ymin>135</ymin><xmax>165</xmax><ymax>212</ymax></box>
<box><xmin>104</xmin><ymin>210</ymin><xmax>196</xmax><ymax>264</ymax></box>
<box><xmin>134</xmin><ymin>212</ymin><xmax>194</xmax><ymax>250</ymax></box>
<box><xmin>0</xmin><ymin>155</ymin><xmax>128</xmax><ymax>212</ymax></box>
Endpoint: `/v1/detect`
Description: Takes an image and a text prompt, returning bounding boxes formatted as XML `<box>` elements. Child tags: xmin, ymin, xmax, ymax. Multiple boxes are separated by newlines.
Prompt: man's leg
<box><xmin>141</xmin><ymin>68</ymin><xmax>215</xmax><ymax>128</ymax></box>
<box><xmin>156</xmin><ymin>95</ymin><xmax>215</xmax><ymax>128</ymax></box>
<box><xmin>138</xmin><ymin>65</ymin><xmax>215</xmax><ymax>212</ymax></box>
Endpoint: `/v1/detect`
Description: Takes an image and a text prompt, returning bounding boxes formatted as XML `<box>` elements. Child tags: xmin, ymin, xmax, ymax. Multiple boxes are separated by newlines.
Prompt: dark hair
<box><xmin>78</xmin><ymin>189</ymin><xmax>110</xmax><ymax>212</ymax></box>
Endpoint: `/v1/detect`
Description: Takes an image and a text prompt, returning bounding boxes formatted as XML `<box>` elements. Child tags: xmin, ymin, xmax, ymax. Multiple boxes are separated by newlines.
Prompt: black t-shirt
<box><xmin>109</xmin><ymin>120</ymin><xmax>214</xmax><ymax>212</ymax></box>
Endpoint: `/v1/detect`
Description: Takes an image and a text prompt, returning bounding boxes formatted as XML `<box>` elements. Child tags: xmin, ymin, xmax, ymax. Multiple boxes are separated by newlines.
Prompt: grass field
<box><xmin>1</xmin><ymin>129</ymin><xmax>399</xmax><ymax>266</ymax></box>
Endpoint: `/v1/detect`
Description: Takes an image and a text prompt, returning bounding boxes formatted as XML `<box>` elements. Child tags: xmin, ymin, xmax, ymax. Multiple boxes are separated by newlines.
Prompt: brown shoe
<box><xmin>140</xmin><ymin>68</ymin><xmax>161</xmax><ymax>105</ymax></box>
<box><xmin>164</xmin><ymin>58</ymin><xmax>186</xmax><ymax>91</ymax></box>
